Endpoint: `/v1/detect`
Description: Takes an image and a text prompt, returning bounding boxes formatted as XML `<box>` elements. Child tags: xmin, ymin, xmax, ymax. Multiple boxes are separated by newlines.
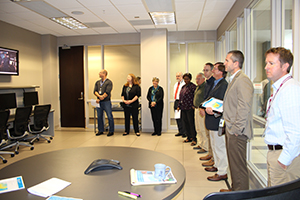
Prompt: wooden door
<box><xmin>59</xmin><ymin>46</ymin><xmax>85</xmax><ymax>127</ymax></box>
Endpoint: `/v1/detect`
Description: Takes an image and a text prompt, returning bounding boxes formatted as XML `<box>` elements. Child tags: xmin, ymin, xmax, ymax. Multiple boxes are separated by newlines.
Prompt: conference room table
<box><xmin>0</xmin><ymin>146</ymin><xmax>186</xmax><ymax>199</ymax></box>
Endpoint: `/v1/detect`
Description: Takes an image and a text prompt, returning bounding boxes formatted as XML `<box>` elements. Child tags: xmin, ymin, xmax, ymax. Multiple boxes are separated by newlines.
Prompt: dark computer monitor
<box><xmin>23</xmin><ymin>91</ymin><xmax>39</xmax><ymax>106</ymax></box>
<box><xmin>0</xmin><ymin>93</ymin><xmax>17</xmax><ymax>110</ymax></box>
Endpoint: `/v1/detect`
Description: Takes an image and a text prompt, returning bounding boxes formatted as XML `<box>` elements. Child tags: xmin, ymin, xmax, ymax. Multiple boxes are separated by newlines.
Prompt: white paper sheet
<box><xmin>91</xmin><ymin>99</ymin><xmax>100</xmax><ymax>108</ymax></box>
<box><xmin>174</xmin><ymin>110</ymin><xmax>181</xmax><ymax>119</ymax></box>
<box><xmin>27</xmin><ymin>178</ymin><xmax>71</xmax><ymax>198</ymax></box>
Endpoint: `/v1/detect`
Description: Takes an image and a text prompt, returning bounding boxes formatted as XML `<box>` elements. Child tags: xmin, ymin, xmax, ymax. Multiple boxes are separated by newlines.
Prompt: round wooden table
<box><xmin>0</xmin><ymin>146</ymin><xmax>186</xmax><ymax>199</ymax></box>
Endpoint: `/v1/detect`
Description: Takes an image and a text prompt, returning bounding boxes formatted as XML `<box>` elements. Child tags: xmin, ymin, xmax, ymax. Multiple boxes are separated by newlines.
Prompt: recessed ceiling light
<box><xmin>71</xmin><ymin>11</ymin><xmax>84</xmax><ymax>15</ymax></box>
<box><xmin>149</xmin><ymin>12</ymin><xmax>176</xmax><ymax>25</ymax></box>
<box><xmin>50</xmin><ymin>17</ymin><xmax>88</xmax><ymax>30</ymax></box>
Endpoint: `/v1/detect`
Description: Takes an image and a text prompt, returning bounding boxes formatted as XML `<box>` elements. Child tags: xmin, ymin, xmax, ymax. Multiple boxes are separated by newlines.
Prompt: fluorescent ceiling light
<box><xmin>149</xmin><ymin>12</ymin><xmax>176</xmax><ymax>25</ymax></box>
<box><xmin>50</xmin><ymin>17</ymin><xmax>88</xmax><ymax>30</ymax></box>
<box><xmin>11</xmin><ymin>0</ymin><xmax>88</xmax><ymax>30</ymax></box>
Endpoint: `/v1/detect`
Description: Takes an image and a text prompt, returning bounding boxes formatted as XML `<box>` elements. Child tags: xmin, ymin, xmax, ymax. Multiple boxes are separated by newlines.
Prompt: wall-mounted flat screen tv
<box><xmin>0</xmin><ymin>47</ymin><xmax>19</xmax><ymax>75</ymax></box>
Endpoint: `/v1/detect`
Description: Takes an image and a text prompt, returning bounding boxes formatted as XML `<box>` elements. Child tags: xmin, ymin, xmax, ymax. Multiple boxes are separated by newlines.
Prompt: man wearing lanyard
<box><xmin>264</xmin><ymin>47</ymin><xmax>300</xmax><ymax>186</ymax></box>
<box><xmin>94</xmin><ymin>69</ymin><xmax>115</xmax><ymax>136</ymax></box>
<box><xmin>174</xmin><ymin>72</ymin><xmax>186</xmax><ymax>137</ymax></box>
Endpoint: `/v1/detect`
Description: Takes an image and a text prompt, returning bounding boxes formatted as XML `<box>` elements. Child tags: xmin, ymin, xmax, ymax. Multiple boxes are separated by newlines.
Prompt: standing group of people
<box><xmin>174</xmin><ymin>47</ymin><xmax>300</xmax><ymax>192</ymax></box>
<box><xmin>93</xmin><ymin>46</ymin><xmax>300</xmax><ymax>192</ymax></box>
<box><xmin>94</xmin><ymin>71</ymin><xmax>164</xmax><ymax>137</ymax></box>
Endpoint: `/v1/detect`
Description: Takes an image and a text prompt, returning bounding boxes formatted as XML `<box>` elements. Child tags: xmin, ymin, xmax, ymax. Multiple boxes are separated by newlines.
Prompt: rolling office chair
<box><xmin>203</xmin><ymin>178</ymin><xmax>300</xmax><ymax>200</ymax></box>
<box><xmin>5</xmin><ymin>106</ymin><xmax>34</xmax><ymax>154</ymax></box>
<box><xmin>0</xmin><ymin>110</ymin><xmax>15</xmax><ymax>163</ymax></box>
<box><xmin>27</xmin><ymin>104</ymin><xmax>52</xmax><ymax>144</ymax></box>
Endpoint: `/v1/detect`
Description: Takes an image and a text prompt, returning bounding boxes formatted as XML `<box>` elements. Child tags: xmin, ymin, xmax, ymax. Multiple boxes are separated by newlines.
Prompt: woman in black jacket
<box><xmin>121</xmin><ymin>74</ymin><xmax>141</xmax><ymax>136</ymax></box>
<box><xmin>147</xmin><ymin>77</ymin><xmax>164</xmax><ymax>136</ymax></box>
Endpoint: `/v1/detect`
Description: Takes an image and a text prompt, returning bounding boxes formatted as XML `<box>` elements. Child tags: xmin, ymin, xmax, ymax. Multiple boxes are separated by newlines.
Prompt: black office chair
<box><xmin>5</xmin><ymin>106</ymin><xmax>34</xmax><ymax>154</ymax></box>
<box><xmin>203</xmin><ymin>178</ymin><xmax>300</xmax><ymax>200</ymax></box>
<box><xmin>0</xmin><ymin>110</ymin><xmax>15</xmax><ymax>163</ymax></box>
<box><xmin>27</xmin><ymin>104</ymin><xmax>52</xmax><ymax>144</ymax></box>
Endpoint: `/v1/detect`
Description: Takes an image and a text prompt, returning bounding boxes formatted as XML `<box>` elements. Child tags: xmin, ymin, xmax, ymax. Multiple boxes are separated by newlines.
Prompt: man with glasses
<box><xmin>199</xmin><ymin>63</ymin><xmax>215</xmax><ymax>167</ymax></box>
<box><xmin>205</xmin><ymin>63</ymin><xmax>229</xmax><ymax>181</ymax></box>
<box><xmin>193</xmin><ymin>73</ymin><xmax>206</xmax><ymax>151</ymax></box>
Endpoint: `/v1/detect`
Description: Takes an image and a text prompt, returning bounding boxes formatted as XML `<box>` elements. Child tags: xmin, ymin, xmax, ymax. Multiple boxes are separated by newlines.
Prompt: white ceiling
<box><xmin>0</xmin><ymin>0</ymin><xmax>236</xmax><ymax>37</ymax></box>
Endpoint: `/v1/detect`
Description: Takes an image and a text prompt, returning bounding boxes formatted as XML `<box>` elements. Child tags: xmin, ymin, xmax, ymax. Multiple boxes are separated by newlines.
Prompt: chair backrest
<box><xmin>33</xmin><ymin>104</ymin><xmax>51</xmax><ymax>130</ymax></box>
<box><xmin>203</xmin><ymin>178</ymin><xmax>300</xmax><ymax>200</ymax></box>
<box><xmin>0</xmin><ymin>110</ymin><xmax>10</xmax><ymax>141</ymax></box>
<box><xmin>13</xmin><ymin>106</ymin><xmax>32</xmax><ymax>137</ymax></box>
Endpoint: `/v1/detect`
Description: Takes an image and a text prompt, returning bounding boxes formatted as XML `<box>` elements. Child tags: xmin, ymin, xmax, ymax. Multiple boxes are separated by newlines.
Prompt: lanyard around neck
<box><xmin>265</xmin><ymin>75</ymin><xmax>292</xmax><ymax>119</ymax></box>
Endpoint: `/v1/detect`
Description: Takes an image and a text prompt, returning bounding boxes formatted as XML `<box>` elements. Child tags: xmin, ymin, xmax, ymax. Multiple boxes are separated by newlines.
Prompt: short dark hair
<box><xmin>228</xmin><ymin>50</ymin><xmax>244</xmax><ymax>69</ymax></box>
<box><xmin>216</xmin><ymin>64</ymin><xmax>227</xmax><ymax>78</ymax></box>
<box><xmin>214</xmin><ymin>62</ymin><xmax>223</xmax><ymax>66</ymax></box>
<box><xmin>183</xmin><ymin>73</ymin><xmax>192</xmax><ymax>80</ymax></box>
<box><xmin>205</xmin><ymin>62</ymin><xmax>214</xmax><ymax>70</ymax></box>
<box><xmin>265</xmin><ymin>47</ymin><xmax>293</xmax><ymax>73</ymax></box>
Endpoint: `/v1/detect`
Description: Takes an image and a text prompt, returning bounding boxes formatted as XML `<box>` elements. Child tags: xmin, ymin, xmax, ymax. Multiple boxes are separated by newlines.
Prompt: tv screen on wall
<box><xmin>0</xmin><ymin>47</ymin><xmax>19</xmax><ymax>75</ymax></box>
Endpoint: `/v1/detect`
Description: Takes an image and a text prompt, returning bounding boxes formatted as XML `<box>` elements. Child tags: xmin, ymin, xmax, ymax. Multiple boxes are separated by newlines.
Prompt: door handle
<box><xmin>78</xmin><ymin>92</ymin><xmax>84</xmax><ymax>100</ymax></box>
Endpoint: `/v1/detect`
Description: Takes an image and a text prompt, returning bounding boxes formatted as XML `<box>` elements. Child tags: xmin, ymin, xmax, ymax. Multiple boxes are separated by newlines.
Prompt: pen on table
<box><xmin>124</xmin><ymin>191</ymin><xmax>141</xmax><ymax>197</ymax></box>
<box><xmin>118</xmin><ymin>191</ymin><xmax>137</xmax><ymax>199</ymax></box>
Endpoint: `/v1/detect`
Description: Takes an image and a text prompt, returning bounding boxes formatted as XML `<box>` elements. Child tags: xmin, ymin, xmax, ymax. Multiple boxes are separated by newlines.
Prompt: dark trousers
<box><xmin>226</xmin><ymin>131</ymin><xmax>249</xmax><ymax>191</ymax></box>
<box><xmin>181</xmin><ymin>109</ymin><xmax>197</xmax><ymax>141</ymax></box>
<box><xmin>150</xmin><ymin>106</ymin><xmax>163</xmax><ymax>134</ymax></box>
<box><xmin>124</xmin><ymin>107</ymin><xmax>139</xmax><ymax>134</ymax></box>
<box><xmin>174</xmin><ymin>100</ymin><xmax>185</xmax><ymax>135</ymax></box>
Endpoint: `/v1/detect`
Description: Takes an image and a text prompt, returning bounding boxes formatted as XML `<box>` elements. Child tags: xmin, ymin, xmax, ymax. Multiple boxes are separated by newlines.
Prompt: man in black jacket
<box><xmin>204</xmin><ymin>63</ymin><xmax>229</xmax><ymax>182</ymax></box>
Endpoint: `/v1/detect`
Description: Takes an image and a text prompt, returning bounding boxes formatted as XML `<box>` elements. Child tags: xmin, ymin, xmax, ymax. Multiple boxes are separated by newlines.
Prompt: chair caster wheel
<box><xmin>11</xmin><ymin>154</ymin><xmax>15</xmax><ymax>157</ymax></box>
<box><xmin>47</xmin><ymin>141</ymin><xmax>51</xmax><ymax>143</ymax></box>
<box><xmin>50</xmin><ymin>137</ymin><xmax>53</xmax><ymax>140</ymax></box>
<box><xmin>30</xmin><ymin>142</ymin><xmax>34</xmax><ymax>145</ymax></box>
<box><xmin>30</xmin><ymin>147</ymin><xmax>34</xmax><ymax>150</ymax></box>
<box><xmin>15</xmin><ymin>151</ymin><xmax>19</xmax><ymax>155</ymax></box>
<box><xmin>3</xmin><ymin>160</ymin><xmax>7</xmax><ymax>164</ymax></box>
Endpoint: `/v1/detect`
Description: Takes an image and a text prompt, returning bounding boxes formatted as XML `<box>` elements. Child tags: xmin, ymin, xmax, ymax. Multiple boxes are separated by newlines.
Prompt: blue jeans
<box><xmin>96</xmin><ymin>101</ymin><xmax>114</xmax><ymax>132</ymax></box>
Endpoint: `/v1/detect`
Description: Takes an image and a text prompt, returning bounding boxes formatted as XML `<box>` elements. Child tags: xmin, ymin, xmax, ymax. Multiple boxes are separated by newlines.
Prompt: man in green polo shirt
<box><xmin>193</xmin><ymin>73</ymin><xmax>207</xmax><ymax>152</ymax></box>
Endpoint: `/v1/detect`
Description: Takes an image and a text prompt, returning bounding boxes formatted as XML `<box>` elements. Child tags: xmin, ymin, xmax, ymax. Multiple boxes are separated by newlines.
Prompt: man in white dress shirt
<box><xmin>174</xmin><ymin>72</ymin><xmax>186</xmax><ymax>137</ymax></box>
<box><xmin>264</xmin><ymin>47</ymin><xmax>300</xmax><ymax>187</ymax></box>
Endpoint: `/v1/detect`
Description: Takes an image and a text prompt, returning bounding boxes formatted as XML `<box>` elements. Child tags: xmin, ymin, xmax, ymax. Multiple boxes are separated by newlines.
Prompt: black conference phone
<box><xmin>84</xmin><ymin>159</ymin><xmax>122</xmax><ymax>174</ymax></box>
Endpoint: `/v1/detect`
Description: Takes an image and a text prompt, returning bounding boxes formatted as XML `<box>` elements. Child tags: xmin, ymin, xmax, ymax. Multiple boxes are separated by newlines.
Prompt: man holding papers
<box><xmin>204</xmin><ymin>63</ymin><xmax>229</xmax><ymax>182</ymax></box>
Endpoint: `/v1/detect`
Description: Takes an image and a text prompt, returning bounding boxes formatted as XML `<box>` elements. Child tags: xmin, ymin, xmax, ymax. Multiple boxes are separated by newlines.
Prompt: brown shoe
<box><xmin>197</xmin><ymin>149</ymin><xmax>207</xmax><ymax>154</ymax></box>
<box><xmin>220</xmin><ymin>188</ymin><xmax>232</xmax><ymax>192</ymax></box>
<box><xmin>199</xmin><ymin>154</ymin><xmax>212</xmax><ymax>161</ymax></box>
<box><xmin>207</xmin><ymin>174</ymin><xmax>228</xmax><ymax>181</ymax></box>
<box><xmin>191</xmin><ymin>141</ymin><xmax>197</xmax><ymax>146</ymax></box>
<box><xmin>205</xmin><ymin>166</ymin><xmax>218</xmax><ymax>172</ymax></box>
<box><xmin>202</xmin><ymin>159</ymin><xmax>214</xmax><ymax>167</ymax></box>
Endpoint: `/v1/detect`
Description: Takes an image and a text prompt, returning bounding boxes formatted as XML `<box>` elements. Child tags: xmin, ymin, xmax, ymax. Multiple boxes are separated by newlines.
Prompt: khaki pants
<box><xmin>267</xmin><ymin>149</ymin><xmax>300</xmax><ymax>187</ymax></box>
<box><xmin>209</xmin><ymin>130</ymin><xmax>228</xmax><ymax>175</ymax></box>
<box><xmin>194</xmin><ymin>109</ymin><xmax>212</xmax><ymax>156</ymax></box>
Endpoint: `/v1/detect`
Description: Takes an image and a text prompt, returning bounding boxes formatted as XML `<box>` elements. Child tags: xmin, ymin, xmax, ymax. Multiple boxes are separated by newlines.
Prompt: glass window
<box><xmin>284</xmin><ymin>0</ymin><xmax>293</xmax><ymax>52</ymax></box>
<box><xmin>169</xmin><ymin>43</ymin><xmax>186</xmax><ymax>127</ymax></box>
<box><xmin>188</xmin><ymin>42</ymin><xmax>215</xmax><ymax>77</ymax></box>
<box><xmin>88</xmin><ymin>46</ymin><xmax>102</xmax><ymax>125</ymax></box>
<box><xmin>104</xmin><ymin>44</ymin><xmax>140</xmax><ymax>125</ymax></box>
<box><xmin>229</xmin><ymin>23</ymin><xmax>237</xmax><ymax>50</ymax></box>
<box><xmin>250</xmin><ymin>0</ymin><xmax>271</xmax><ymax>181</ymax></box>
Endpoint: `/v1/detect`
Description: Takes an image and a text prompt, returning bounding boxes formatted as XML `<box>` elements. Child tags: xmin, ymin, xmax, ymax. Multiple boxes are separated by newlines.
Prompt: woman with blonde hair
<box><xmin>147</xmin><ymin>77</ymin><xmax>164</xmax><ymax>136</ymax></box>
<box><xmin>121</xmin><ymin>74</ymin><xmax>141</xmax><ymax>136</ymax></box>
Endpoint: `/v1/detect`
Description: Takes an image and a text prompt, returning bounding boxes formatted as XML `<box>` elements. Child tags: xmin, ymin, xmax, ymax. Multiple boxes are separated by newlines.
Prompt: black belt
<box><xmin>268</xmin><ymin>145</ymin><xmax>283</xmax><ymax>150</ymax></box>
